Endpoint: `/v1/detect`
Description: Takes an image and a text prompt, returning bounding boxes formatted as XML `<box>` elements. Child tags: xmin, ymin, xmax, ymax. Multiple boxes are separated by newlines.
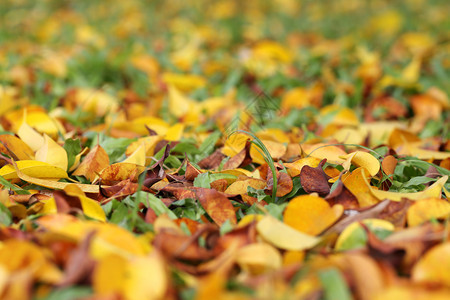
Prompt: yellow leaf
<box><xmin>165</xmin><ymin>123</ymin><xmax>185</xmax><ymax>141</ymax></box>
<box><xmin>124</xmin><ymin>252</ymin><xmax>168</xmax><ymax>300</ymax></box>
<box><xmin>37</xmin><ymin>214</ymin><xmax>147</xmax><ymax>259</ymax></box>
<box><xmin>0</xmin><ymin>134</ymin><xmax>34</xmax><ymax>160</ymax></box>
<box><xmin>162</xmin><ymin>72</ymin><xmax>206</xmax><ymax>92</ymax></box>
<box><xmin>407</xmin><ymin>198</ymin><xmax>450</xmax><ymax>227</ymax></box>
<box><xmin>68</xmin><ymin>147</ymin><xmax>89</xmax><ymax>172</ymax></box>
<box><xmin>302</xmin><ymin>143</ymin><xmax>347</xmax><ymax>164</ymax></box>
<box><xmin>342</xmin><ymin>167</ymin><xmax>379</xmax><ymax>207</ymax></box>
<box><xmin>0</xmin><ymin>239</ymin><xmax>62</xmax><ymax>284</ymax></box>
<box><xmin>224</xmin><ymin>178</ymin><xmax>266</xmax><ymax>195</ymax></box>
<box><xmin>319</xmin><ymin>105</ymin><xmax>359</xmax><ymax>126</ymax></box>
<box><xmin>93</xmin><ymin>252</ymin><xmax>169</xmax><ymax>300</ymax></box>
<box><xmin>64</xmin><ymin>185</ymin><xmax>106</xmax><ymax>222</ymax></box>
<box><xmin>236</xmin><ymin>243</ymin><xmax>282</xmax><ymax>275</ymax></box>
<box><xmin>369</xmin><ymin>175</ymin><xmax>448</xmax><ymax>201</ymax></box>
<box><xmin>168</xmin><ymin>85</ymin><xmax>194</xmax><ymax>118</ymax></box>
<box><xmin>256</xmin><ymin>215</ymin><xmax>320</xmax><ymax>251</ymax></box>
<box><xmin>122</xmin><ymin>144</ymin><xmax>146</xmax><ymax>166</ymax></box>
<box><xmin>35</xmin><ymin>134</ymin><xmax>68</xmax><ymax>171</ymax></box>
<box><xmin>284</xmin><ymin>157</ymin><xmax>321</xmax><ymax>177</ymax></box>
<box><xmin>11</xmin><ymin>160</ymin><xmax>102</xmax><ymax>193</ymax></box>
<box><xmin>39</xmin><ymin>197</ymin><xmax>57</xmax><ymax>215</ymax></box>
<box><xmin>412</xmin><ymin>243</ymin><xmax>450</xmax><ymax>287</ymax></box>
<box><xmin>237</xmin><ymin>214</ymin><xmax>263</xmax><ymax>228</ymax></box>
<box><xmin>17</xmin><ymin>121</ymin><xmax>44</xmax><ymax>152</ymax></box>
<box><xmin>10</xmin><ymin>106</ymin><xmax>65</xmax><ymax>139</ymax></box>
<box><xmin>0</xmin><ymin>160</ymin><xmax>67</xmax><ymax>180</ymax></box>
<box><xmin>93</xmin><ymin>254</ymin><xmax>128</xmax><ymax>296</ymax></box>
<box><xmin>284</xmin><ymin>195</ymin><xmax>343</xmax><ymax>236</ymax></box>
<box><xmin>283</xmin><ymin>250</ymin><xmax>305</xmax><ymax>266</ymax></box>
<box><xmin>126</xmin><ymin>136</ymin><xmax>161</xmax><ymax>156</ymax></box>
<box><xmin>71</xmin><ymin>88</ymin><xmax>119</xmax><ymax>117</ymax></box>
<box><xmin>249</xmin><ymin>140</ymin><xmax>286</xmax><ymax>165</ymax></box>
<box><xmin>340</xmin><ymin>151</ymin><xmax>380</xmax><ymax>177</ymax></box>
<box><xmin>222</xmin><ymin>132</ymin><xmax>250</xmax><ymax>157</ymax></box>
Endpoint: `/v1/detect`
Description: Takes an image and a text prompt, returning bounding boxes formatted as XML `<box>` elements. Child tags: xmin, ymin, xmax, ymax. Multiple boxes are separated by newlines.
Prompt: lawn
<box><xmin>0</xmin><ymin>0</ymin><xmax>449</xmax><ymax>299</ymax></box>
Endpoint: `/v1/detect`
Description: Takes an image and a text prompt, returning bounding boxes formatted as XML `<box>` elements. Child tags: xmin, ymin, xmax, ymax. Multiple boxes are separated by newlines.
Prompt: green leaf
<box><xmin>318</xmin><ymin>268</ymin><xmax>352</xmax><ymax>300</ymax></box>
<box><xmin>0</xmin><ymin>175</ymin><xmax>30</xmax><ymax>195</ymax></box>
<box><xmin>63</xmin><ymin>138</ymin><xmax>82</xmax><ymax>170</ymax></box>
<box><xmin>38</xmin><ymin>286</ymin><xmax>92</xmax><ymax>300</ymax></box>
<box><xmin>220</xmin><ymin>219</ymin><xmax>234</xmax><ymax>235</ymax></box>
<box><xmin>193</xmin><ymin>172</ymin><xmax>211</xmax><ymax>188</ymax></box>
<box><xmin>144</xmin><ymin>193</ymin><xmax>177</xmax><ymax>219</ymax></box>
<box><xmin>401</xmin><ymin>176</ymin><xmax>436</xmax><ymax>188</ymax></box>
<box><xmin>266</xmin><ymin>202</ymin><xmax>288</xmax><ymax>221</ymax></box>
<box><xmin>0</xmin><ymin>202</ymin><xmax>12</xmax><ymax>226</ymax></box>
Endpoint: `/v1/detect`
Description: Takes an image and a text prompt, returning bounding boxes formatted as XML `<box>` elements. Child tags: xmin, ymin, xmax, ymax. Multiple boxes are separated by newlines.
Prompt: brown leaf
<box><xmin>195</xmin><ymin>188</ymin><xmax>237</xmax><ymax>226</ymax></box>
<box><xmin>197</xmin><ymin>149</ymin><xmax>225</xmax><ymax>170</ymax></box>
<box><xmin>99</xmin><ymin>179</ymin><xmax>140</xmax><ymax>202</ymax></box>
<box><xmin>324</xmin><ymin>200</ymin><xmax>391</xmax><ymax>235</ymax></box>
<box><xmin>59</xmin><ymin>231</ymin><xmax>96</xmax><ymax>286</ymax></box>
<box><xmin>378</xmin><ymin>199</ymin><xmax>412</xmax><ymax>228</ymax></box>
<box><xmin>185</xmin><ymin>160</ymin><xmax>202</xmax><ymax>181</ymax></box>
<box><xmin>73</xmin><ymin>145</ymin><xmax>109</xmax><ymax>182</ymax></box>
<box><xmin>210</xmin><ymin>179</ymin><xmax>228</xmax><ymax>193</ymax></box>
<box><xmin>266</xmin><ymin>170</ymin><xmax>293</xmax><ymax>197</ymax></box>
<box><xmin>362</xmin><ymin>223</ymin><xmax>406</xmax><ymax>269</ymax></box>
<box><xmin>325</xmin><ymin>179</ymin><xmax>359</xmax><ymax>209</ymax></box>
<box><xmin>223</xmin><ymin>140</ymin><xmax>252</xmax><ymax>170</ymax></box>
<box><xmin>299</xmin><ymin>159</ymin><xmax>330</xmax><ymax>196</ymax></box>
<box><xmin>154</xmin><ymin>225</ymin><xmax>220</xmax><ymax>263</ymax></box>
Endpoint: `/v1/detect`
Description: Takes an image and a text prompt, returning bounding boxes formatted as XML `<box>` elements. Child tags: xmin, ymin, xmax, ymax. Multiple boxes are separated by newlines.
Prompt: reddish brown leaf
<box><xmin>299</xmin><ymin>159</ymin><xmax>330</xmax><ymax>196</ymax></box>
<box><xmin>197</xmin><ymin>149</ymin><xmax>225</xmax><ymax>170</ymax></box>
<box><xmin>185</xmin><ymin>161</ymin><xmax>202</xmax><ymax>181</ymax></box>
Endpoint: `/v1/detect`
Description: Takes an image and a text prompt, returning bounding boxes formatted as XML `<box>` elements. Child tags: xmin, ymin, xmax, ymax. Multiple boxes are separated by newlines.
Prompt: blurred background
<box><xmin>0</xmin><ymin>0</ymin><xmax>449</xmax><ymax>139</ymax></box>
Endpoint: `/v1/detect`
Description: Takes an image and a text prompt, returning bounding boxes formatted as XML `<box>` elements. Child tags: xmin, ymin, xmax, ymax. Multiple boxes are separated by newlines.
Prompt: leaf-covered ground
<box><xmin>0</xmin><ymin>0</ymin><xmax>450</xmax><ymax>299</ymax></box>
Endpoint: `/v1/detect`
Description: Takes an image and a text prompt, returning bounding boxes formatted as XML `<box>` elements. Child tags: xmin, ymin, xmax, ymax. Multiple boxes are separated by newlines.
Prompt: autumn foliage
<box><xmin>0</xmin><ymin>0</ymin><xmax>449</xmax><ymax>299</ymax></box>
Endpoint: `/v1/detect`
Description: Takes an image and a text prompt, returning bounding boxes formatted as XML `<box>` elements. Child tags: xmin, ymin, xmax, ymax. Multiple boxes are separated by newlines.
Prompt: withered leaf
<box><xmin>195</xmin><ymin>188</ymin><xmax>237</xmax><ymax>226</ymax></box>
<box><xmin>299</xmin><ymin>159</ymin><xmax>330</xmax><ymax>196</ymax></box>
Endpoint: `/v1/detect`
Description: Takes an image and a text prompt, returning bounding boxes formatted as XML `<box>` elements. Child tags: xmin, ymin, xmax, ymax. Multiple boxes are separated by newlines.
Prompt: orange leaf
<box><xmin>73</xmin><ymin>145</ymin><xmax>110</xmax><ymax>182</ymax></box>
<box><xmin>195</xmin><ymin>188</ymin><xmax>237</xmax><ymax>226</ymax></box>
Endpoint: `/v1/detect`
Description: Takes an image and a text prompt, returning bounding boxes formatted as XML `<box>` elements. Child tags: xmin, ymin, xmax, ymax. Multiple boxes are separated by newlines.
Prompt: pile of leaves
<box><xmin>0</xmin><ymin>0</ymin><xmax>449</xmax><ymax>299</ymax></box>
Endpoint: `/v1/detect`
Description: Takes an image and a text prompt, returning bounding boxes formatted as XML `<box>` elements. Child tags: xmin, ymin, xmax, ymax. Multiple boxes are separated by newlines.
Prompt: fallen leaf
<box><xmin>256</xmin><ymin>215</ymin><xmax>320</xmax><ymax>251</ymax></box>
<box><xmin>195</xmin><ymin>188</ymin><xmax>237</xmax><ymax>226</ymax></box>
<box><xmin>0</xmin><ymin>134</ymin><xmax>34</xmax><ymax>160</ymax></box>
<box><xmin>299</xmin><ymin>159</ymin><xmax>330</xmax><ymax>196</ymax></box>
<box><xmin>0</xmin><ymin>160</ymin><xmax>68</xmax><ymax>180</ymax></box>
<box><xmin>335</xmin><ymin>218</ymin><xmax>395</xmax><ymax>251</ymax></box>
<box><xmin>342</xmin><ymin>167</ymin><xmax>379</xmax><ymax>207</ymax></box>
<box><xmin>35</xmin><ymin>134</ymin><xmax>68</xmax><ymax>171</ymax></box>
<box><xmin>340</xmin><ymin>151</ymin><xmax>380</xmax><ymax>177</ymax></box>
<box><xmin>407</xmin><ymin>198</ymin><xmax>450</xmax><ymax>227</ymax></box>
<box><xmin>99</xmin><ymin>163</ymin><xmax>146</xmax><ymax>185</ymax></box>
<box><xmin>236</xmin><ymin>243</ymin><xmax>282</xmax><ymax>275</ymax></box>
<box><xmin>412</xmin><ymin>242</ymin><xmax>450</xmax><ymax>287</ymax></box>
<box><xmin>72</xmin><ymin>145</ymin><xmax>110</xmax><ymax>182</ymax></box>
<box><xmin>284</xmin><ymin>195</ymin><xmax>343</xmax><ymax>236</ymax></box>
